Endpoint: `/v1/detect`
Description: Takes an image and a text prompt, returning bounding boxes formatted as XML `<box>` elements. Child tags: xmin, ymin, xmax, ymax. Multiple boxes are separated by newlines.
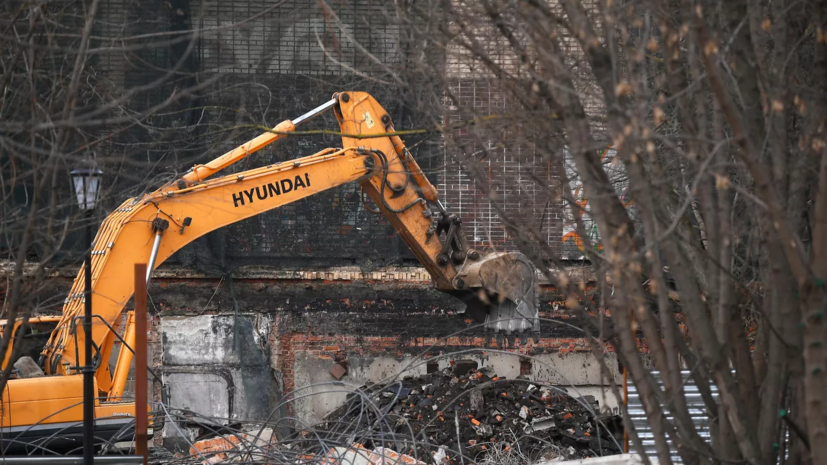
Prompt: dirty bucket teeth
<box><xmin>453</xmin><ymin>252</ymin><xmax>540</xmax><ymax>340</ymax></box>
<box><xmin>488</xmin><ymin>298</ymin><xmax>540</xmax><ymax>335</ymax></box>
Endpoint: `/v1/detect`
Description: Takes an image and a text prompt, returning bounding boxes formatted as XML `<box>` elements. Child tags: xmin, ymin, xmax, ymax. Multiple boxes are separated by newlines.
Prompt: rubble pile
<box><xmin>317</xmin><ymin>360</ymin><xmax>623</xmax><ymax>464</ymax></box>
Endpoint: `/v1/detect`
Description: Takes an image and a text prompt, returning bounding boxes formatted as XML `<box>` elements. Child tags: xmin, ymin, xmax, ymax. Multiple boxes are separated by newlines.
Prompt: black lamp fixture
<box><xmin>70</xmin><ymin>167</ymin><xmax>103</xmax><ymax>211</ymax></box>
<box><xmin>70</xmin><ymin>165</ymin><xmax>102</xmax><ymax>465</ymax></box>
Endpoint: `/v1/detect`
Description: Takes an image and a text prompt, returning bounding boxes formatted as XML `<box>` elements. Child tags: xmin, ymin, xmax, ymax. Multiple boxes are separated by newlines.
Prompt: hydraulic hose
<box><xmin>369</xmin><ymin>149</ymin><xmax>424</xmax><ymax>214</ymax></box>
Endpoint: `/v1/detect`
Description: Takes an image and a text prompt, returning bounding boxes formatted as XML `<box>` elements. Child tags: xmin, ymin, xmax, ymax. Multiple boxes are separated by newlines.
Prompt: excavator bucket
<box><xmin>451</xmin><ymin>252</ymin><xmax>540</xmax><ymax>339</ymax></box>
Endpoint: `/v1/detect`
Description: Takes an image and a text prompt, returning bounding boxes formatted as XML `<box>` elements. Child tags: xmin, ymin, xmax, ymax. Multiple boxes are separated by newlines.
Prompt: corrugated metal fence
<box><xmin>627</xmin><ymin>370</ymin><xmax>716</xmax><ymax>464</ymax></box>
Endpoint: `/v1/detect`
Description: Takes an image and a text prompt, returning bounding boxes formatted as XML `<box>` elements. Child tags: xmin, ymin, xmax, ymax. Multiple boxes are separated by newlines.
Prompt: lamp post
<box><xmin>70</xmin><ymin>167</ymin><xmax>103</xmax><ymax>465</ymax></box>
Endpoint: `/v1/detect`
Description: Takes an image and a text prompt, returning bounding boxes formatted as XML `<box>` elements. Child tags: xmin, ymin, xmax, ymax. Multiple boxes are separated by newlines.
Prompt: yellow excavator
<box><xmin>0</xmin><ymin>92</ymin><xmax>539</xmax><ymax>452</ymax></box>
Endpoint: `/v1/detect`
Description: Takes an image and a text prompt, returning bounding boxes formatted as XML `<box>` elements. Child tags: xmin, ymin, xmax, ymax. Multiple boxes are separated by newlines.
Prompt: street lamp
<box><xmin>71</xmin><ymin>167</ymin><xmax>103</xmax><ymax>211</ymax></box>
<box><xmin>70</xmin><ymin>166</ymin><xmax>103</xmax><ymax>465</ymax></box>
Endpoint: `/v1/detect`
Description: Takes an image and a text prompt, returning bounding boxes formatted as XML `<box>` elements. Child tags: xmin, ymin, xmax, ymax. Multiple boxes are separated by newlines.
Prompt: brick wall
<box><xmin>13</xmin><ymin>263</ymin><xmax>644</xmax><ymax>430</ymax></box>
<box><xmin>273</xmin><ymin>331</ymin><xmax>598</xmax><ymax>396</ymax></box>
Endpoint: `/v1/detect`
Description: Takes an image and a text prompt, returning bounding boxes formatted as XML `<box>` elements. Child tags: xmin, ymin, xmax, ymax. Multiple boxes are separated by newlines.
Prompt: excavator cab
<box><xmin>0</xmin><ymin>316</ymin><xmax>60</xmax><ymax>377</ymax></box>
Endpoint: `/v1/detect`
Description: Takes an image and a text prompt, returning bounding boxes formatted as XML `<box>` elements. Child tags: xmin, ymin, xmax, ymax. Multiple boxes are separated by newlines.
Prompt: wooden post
<box><xmin>134</xmin><ymin>263</ymin><xmax>148</xmax><ymax>465</ymax></box>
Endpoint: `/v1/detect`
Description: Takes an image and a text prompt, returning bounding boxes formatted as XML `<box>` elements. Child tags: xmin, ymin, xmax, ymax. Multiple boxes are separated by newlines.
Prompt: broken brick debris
<box><xmin>319</xmin><ymin>367</ymin><xmax>623</xmax><ymax>463</ymax></box>
<box><xmin>186</xmin><ymin>428</ymin><xmax>275</xmax><ymax>464</ymax></box>
<box><xmin>188</xmin><ymin>435</ymin><xmax>241</xmax><ymax>464</ymax></box>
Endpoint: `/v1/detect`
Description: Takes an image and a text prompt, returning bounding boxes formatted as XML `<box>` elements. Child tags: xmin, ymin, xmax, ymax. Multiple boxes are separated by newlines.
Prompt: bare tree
<box><xmin>0</xmin><ymin>0</ymin><xmax>216</xmax><ymax>391</ymax></box>
<box><xmin>0</xmin><ymin>0</ymin><xmax>415</xmax><ymax>400</ymax></box>
<box><xmin>1</xmin><ymin>0</ymin><xmax>107</xmax><ymax>390</ymax></box>
<box><xmin>5</xmin><ymin>0</ymin><xmax>827</xmax><ymax>463</ymax></box>
<box><xmin>324</xmin><ymin>0</ymin><xmax>827</xmax><ymax>463</ymax></box>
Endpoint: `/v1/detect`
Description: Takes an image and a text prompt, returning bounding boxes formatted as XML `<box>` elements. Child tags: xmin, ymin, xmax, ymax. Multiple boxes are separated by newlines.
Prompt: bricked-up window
<box><xmin>427</xmin><ymin>361</ymin><xmax>439</xmax><ymax>374</ymax></box>
<box><xmin>520</xmin><ymin>357</ymin><xmax>532</xmax><ymax>376</ymax></box>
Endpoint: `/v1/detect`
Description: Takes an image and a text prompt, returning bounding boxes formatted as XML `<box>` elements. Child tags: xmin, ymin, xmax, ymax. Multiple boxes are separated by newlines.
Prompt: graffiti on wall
<box><xmin>561</xmin><ymin>147</ymin><xmax>634</xmax><ymax>260</ymax></box>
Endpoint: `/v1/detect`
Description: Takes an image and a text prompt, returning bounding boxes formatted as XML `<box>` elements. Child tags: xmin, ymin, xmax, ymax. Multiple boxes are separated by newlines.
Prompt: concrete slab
<box><xmin>163</xmin><ymin>315</ymin><xmax>270</xmax><ymax>366</ymax></box>
<box><xmin>160</xmin><ymin>314</ymin><xmax>279</xmax><ymax>445</ymax></box>
<box><xmin>537</xmin><ymin>454</ymin><xmax>656</xmax><ymax>465</ymax></box>
<box><xmin>165</xmin><ymin>372</ymin><xmax>231</xmax><ymax>418</ymax></box>
<box><xmin>531</xmin><ymin>352</ymin><xmax>621</xmax><ymax>385</ymax></box>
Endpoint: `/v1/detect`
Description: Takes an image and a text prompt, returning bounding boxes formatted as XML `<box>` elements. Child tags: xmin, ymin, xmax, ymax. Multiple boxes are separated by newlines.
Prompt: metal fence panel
<box><xmin>627</xmin><ymin>370</ymin><xmax>717</xmax><ymax>464</ymax></box>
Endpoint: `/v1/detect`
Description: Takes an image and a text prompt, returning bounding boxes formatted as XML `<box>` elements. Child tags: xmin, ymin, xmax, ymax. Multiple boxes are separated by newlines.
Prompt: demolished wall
<box><xmin>141</xmin><ymin>266</ymin><xmax>621</xmax><ymax>450</ymax></box>
<box><xmin>15</xmin><ymin>263</ymin><xmax>626</xmax><ymax>453</ymax></box>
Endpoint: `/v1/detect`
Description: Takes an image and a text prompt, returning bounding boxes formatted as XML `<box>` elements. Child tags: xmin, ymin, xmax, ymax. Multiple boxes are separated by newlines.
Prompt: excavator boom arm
<box><xmin>44</xmin><ymin>146</ymin><xmax>371</xmax><ymax>383</ymax></box>
<box><xmin>40</xmin><ymin>92</ymin><xmax>538</xmax><ymax>395</ymax></box>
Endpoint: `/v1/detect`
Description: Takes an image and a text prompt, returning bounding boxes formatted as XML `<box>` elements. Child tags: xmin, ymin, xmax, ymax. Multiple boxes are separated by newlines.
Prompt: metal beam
<box><xmin>0</xmin><ymin>457</ymin><xmax>145</xmax><ymax>464</ymax></box>
<box><xmin>134</xmin><ymin>263</ymin><xmax>148</xmax><ymax>465</ymax></box>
